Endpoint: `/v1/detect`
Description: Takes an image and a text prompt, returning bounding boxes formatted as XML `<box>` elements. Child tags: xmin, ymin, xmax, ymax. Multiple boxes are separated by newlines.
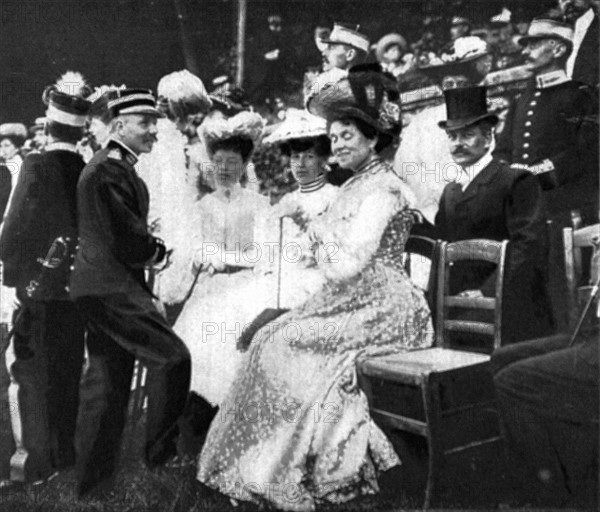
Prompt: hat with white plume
<box><xmin>157</xmin><ymin>70</ymin><xmax>213</xmax><ymax>120</ymax></box>
<box><xmin>42</xmin><ymin>71</ymin><xmax>93</xmax><ymax>127</ymax></box>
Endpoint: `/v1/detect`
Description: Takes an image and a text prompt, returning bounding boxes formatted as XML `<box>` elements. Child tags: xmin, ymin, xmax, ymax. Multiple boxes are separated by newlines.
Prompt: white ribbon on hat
<box><xmin>46</xmin><ymin>104</ymin><xmax>87</xmax><ymax>127</ymax></box>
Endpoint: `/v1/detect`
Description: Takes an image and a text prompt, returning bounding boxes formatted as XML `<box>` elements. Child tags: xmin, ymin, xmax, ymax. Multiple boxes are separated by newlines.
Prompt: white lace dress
<box><xmin>173</xmin><ymin>186</ymin><xmax>271</xmax><ymax>405</ymax></box>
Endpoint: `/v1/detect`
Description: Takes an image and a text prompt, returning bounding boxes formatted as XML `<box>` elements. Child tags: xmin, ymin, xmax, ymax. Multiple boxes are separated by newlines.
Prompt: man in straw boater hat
<box><xmin>0</xmin><ymin>72</ymin><xmax>92</xmax><ymax>489</ymax></box>
<box><xmin>321</xmin><ymin>22</ymin><xmax>370</xmax><ymax>71</ymax></box>
<box><xmin>432</xmin><ymin>85</ymin><xmax>553</xmax><ymax>348</ymax></box>
<box><xmin>494</xmin><ymin>16</ymin><xmax>599</xmax><ymax>331</ymax></box>
<box><xmin>70</xmin><ymin>89</ymin><xmax>191</xmax><ymax>497</ymax></box>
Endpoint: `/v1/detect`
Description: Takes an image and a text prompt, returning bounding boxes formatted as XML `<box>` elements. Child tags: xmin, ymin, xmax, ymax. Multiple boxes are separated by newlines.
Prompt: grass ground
<box><xmin>1</xmin><ymin>411</ymin><xmax>519</xmax><ymax>512</ymax></box>
<box><xmin>0</xmin><ymin>336</ymin><xmax>516</xmax><ymax>512</ymax></box>
<box><xmin>0</xmin><ymin>410</ymin><xmax>425</xmax><ymax>512</ymax></box>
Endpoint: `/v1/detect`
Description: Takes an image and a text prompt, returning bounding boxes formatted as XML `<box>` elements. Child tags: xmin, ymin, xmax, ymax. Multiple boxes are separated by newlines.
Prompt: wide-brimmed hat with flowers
<box><xmin>418</xmin><ymin>36</ymin><xmax>490</xmax><ymax>83</ymax></box>
<box><xmin>306</xmin><ymin>64</ymin><xmax>401</xmax><ymax>150</ymax></box>
<box><xmin>263</xmin><ymin>109</ymin><xmax>327</xmax><ymax>145</ymax></box>
<box><xmin>201</xmin><ymin>110</ymin><xmax>265</xmax><ymax>149</ymax></box>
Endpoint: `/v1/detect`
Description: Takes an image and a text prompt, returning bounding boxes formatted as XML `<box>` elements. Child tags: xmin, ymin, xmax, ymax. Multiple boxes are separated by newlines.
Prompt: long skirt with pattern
<box><xmin>197</xmin><ymin>258</ymin><xmax>433</xmax><ymax>511</ymax></box>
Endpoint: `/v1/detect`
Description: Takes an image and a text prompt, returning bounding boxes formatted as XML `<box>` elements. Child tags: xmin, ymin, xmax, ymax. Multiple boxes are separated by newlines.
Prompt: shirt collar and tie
<box><xmin>455</xmin><ymin>150</ymin><xmax>493</xmax><ymax>191</ymax></box>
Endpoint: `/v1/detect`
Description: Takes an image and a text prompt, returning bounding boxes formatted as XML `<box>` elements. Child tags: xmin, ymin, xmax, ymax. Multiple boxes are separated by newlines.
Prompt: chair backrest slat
<box><xmin>444</xmin><ymin>239</ymin><xmax>505</xmax><ymax>264</ymax></box>
<box><xmin>444</xmin><ymin>296</ymin><xmax>496</xmax><ymax>310</ymax></box>
<box><xmin>443</xmin><ymin>320</ymin><xmax>495</xmax><ymax>337</ymax></box>
<box><xmin>436</xmin><ymin>238</ymin><xmax>508</xmax><ymax>351</ymax></box>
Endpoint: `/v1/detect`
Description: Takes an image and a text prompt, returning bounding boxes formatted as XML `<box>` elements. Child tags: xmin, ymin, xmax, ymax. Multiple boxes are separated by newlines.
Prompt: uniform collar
<box><xmin>535</xmin><ymin>69</ymin><xmax>570</xmax><ymax>89</ymax></box>
<box><xmin>45</xmin><ymin>142</ymin><xmax>78</xmax><ymax>153</ymax></box>
<box><xmin>107</xmin><ymin>138</ymin><xmax>138</xmax><ymax>166</ymax></box>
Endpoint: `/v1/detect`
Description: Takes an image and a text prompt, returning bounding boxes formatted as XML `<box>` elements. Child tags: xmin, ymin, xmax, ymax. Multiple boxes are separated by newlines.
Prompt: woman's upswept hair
<box><xmin>279</xmin><ymin>135</ymin><xmax>331</xmax><ymax>158</ymax></box>
<box><xmin>207</xmin><ymin>135</ymin><xmax>255</xmax><ymax>163</ymax></box>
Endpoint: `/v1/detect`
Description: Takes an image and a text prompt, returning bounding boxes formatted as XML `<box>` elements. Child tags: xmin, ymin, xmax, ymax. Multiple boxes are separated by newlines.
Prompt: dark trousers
<box><xmin>8</xmin><ymin>298</ymin><xmax>85</xmax><ymax>481</ymax></box>
<box><xmin>492</xmin><ymin>333</ymin><xmax>599</xmax><ymax>508</ymax></box>
<box><xmin>74</xmin><ymin>292</ymin><xmax>190</xmax><ymax>495</ymax></box>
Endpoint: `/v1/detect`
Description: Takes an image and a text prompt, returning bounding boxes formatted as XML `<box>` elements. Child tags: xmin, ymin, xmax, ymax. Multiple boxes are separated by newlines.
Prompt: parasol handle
<box><xmin>277</xmin><ymin>216</ymin><xmax>284</xmax><ymax>309</ymax></box>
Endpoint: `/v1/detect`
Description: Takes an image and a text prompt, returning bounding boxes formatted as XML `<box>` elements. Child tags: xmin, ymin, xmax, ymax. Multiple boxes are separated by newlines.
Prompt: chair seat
<box><xmin>360</xmin><ymin>348</ymin><xmax>490</xmax><ymax>379</ymax></box>
<box><xmin>358</xmin><ymin>348</ymin><xmax>498</xmax><ymax>446</ymax></box>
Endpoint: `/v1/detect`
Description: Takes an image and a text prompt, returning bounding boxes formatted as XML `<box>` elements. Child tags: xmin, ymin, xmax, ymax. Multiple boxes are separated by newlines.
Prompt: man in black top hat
<box><xmin>494</xmin><ymin>17</ymin><xmax>599</xmax><ymax>331</ymax></box>
<box><xmin>0</xmin><ymin>73</ymin><xmax>91</xmax><ymax>483</ymax></box>
<box><xmin>70</xmin><ymin>88</ymin><xmax>191</xmax><ymax>497</ymax></box>
<box><xmin>432</xmin><ymin>86</ymin><xmax>553</xmax><ymax>347</ymax></box>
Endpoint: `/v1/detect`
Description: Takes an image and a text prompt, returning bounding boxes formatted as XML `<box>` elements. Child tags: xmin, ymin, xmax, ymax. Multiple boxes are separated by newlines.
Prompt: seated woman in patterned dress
<box><xmin>197</xmin><ymin>67</ymin><xmax>434</xmax><ymax>511</ymax></box>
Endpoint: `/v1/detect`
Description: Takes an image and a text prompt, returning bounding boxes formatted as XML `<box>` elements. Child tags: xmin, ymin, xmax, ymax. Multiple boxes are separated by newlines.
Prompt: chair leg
<box><xmin>422</xmin><ymin>379</ymin><xmax>444</xmax><ymax>509</ymax></box>
<box><xmin>129</xmin><ymin>360</ymin><xmax>147</xmax><ymax>429</ymax></box>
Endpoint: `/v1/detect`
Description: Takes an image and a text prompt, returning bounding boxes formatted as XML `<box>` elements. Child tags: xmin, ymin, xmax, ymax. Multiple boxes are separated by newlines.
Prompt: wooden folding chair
<box><xmin>563</xmin><ymin>223</ymin><xmax>600</xmax><ymax>329</ymax></box>
<box><xmin>357</xmin><ymin>238</ymin><xmax>507</xmax><ymax>508</ymax></box>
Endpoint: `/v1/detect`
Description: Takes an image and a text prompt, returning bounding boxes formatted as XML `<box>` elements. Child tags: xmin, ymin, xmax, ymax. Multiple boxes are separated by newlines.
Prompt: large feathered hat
<box><xmin>201</xmin><ymin>111</ymin><xmax>265</xmax><ymax>148</ymax></box>
<box><xmin>42</xmin><ymin>71</ymin><xmax>93</xmax><ymax>127</ymax></box>
<box><xmin>306</xmin><ymin>64</ymin><xmax>401</xmax><ymax>151</ymax></box>
<box><xmin>157</xmin><ymin>70</ymin><xmax>213</xmax><ymax>120</ymax></box>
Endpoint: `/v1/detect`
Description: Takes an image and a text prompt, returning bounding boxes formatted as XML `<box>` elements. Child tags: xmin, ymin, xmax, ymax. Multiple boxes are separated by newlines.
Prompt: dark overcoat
<box><xmin>434</xmin><ymin>158</ymin><xmax>554</xmax><ymax>344</ymax></box>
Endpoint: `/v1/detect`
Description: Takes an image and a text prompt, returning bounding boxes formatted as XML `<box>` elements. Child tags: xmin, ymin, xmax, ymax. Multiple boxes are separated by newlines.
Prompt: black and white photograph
<box><xmin>0</xmin><ymin>0</ymin><xmax>598</xmax><ymax>510</ymax></box>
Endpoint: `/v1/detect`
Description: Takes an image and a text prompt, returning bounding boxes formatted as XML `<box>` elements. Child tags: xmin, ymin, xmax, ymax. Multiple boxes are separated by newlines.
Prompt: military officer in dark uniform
<box><xmin>0</xmin><ymin>74</ymin><xmax>91</xmax><ymax>483</ymax></box>
<box><xmin>70</xmin><ymin>89</ymin><xmax>191</xmax><ymax>497</ymax></box>
<box><xmin>494</xmin><ymin>18</ymin><xmax>599</xmax><ymax>330</ymax></box>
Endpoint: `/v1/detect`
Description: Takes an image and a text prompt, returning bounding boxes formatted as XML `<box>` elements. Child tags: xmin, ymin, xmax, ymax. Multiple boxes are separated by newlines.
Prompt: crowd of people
<box><xmin>0</xmin><ymin>1</ymin><xmax>598</xmax><ymax>510</ymax></box>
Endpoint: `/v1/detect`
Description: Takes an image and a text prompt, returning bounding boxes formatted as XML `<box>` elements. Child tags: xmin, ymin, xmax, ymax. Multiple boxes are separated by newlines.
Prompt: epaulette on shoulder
<box><xmin>107</xmin><ymin>148</ymin><xmax>122</xmax><ymax>160</ymax></box>
<box><xmin>106</xmin><ymin>145</ymin><xmax>137</xmax><ymax>166</ymax></box>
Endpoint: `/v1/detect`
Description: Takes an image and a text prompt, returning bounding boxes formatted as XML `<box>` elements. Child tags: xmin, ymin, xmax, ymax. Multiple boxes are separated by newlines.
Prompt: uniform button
<box><xmin>69</xmin><ymin>265</ymin><xmax>75</xmax><ymax>271</ymax></box>
<box><xmin>529</xmin><ymin>100</ymin><xmax>537</xmax><ymax>106</ymax></box>
<box><xmin>525</xmin><ymin>121</ymin><xmax>532</xmax><ymax>127</ymax></box>
<box><xmin>534</xmin><ymin>91</ymin><xmax>541</xmax><ymax>97</ymax></box>
<box><xmin>523</xmin><ymin>143</ymin><xmax>530</xmax><ymax>148</ymax></box>
<box><xmin>65</xmin><ymin>286</ymin><xmax>70</xmax><ymax>292</ymax></box>
<box><xmin>523</xmin><ymin>153</ymin><xmax>529</xmax><ymax>159</ymax></box>
<box><xmin>527</xmin><ymin>110</ymin><xmax>534</xmax><ymax>116</ymax></box>
<box><xmin>524</xmin><ymin>132</ymin><xmax>530</xmax><ymax>138</ymax></box>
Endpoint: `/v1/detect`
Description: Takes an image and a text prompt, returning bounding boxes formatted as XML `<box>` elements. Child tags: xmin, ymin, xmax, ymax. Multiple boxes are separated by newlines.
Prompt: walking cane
<box><xmin>237</xmin><ymin>216</ymin><xmax>289</xmax><ymax>350</ymax></box>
